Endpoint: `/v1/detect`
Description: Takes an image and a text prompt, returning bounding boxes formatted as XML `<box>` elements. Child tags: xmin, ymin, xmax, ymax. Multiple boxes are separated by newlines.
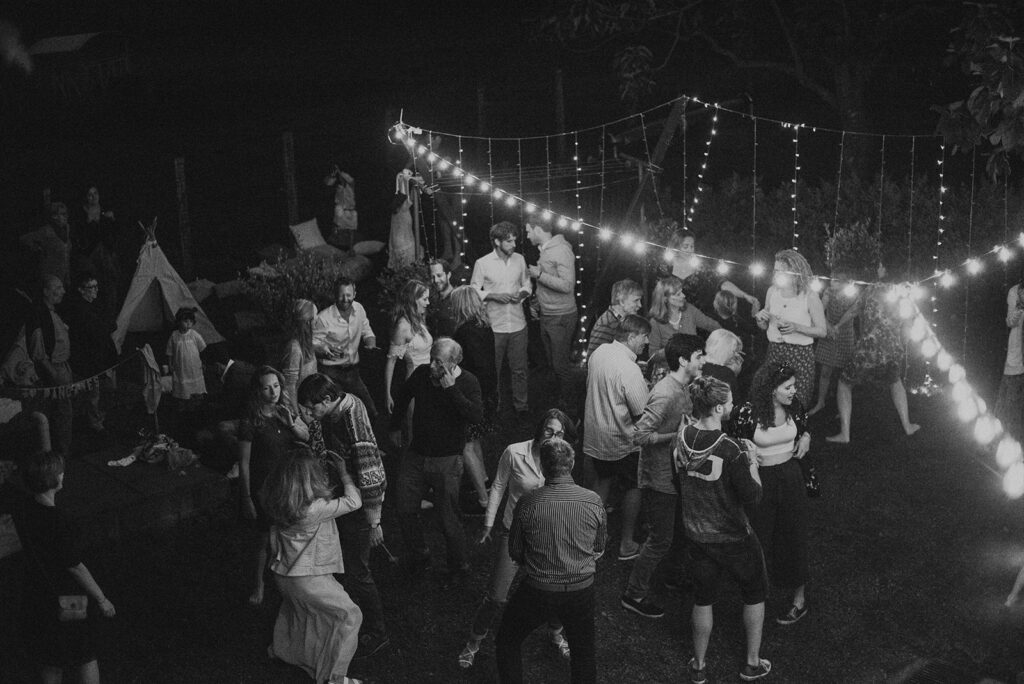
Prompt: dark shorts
<box><xmin>590</xmin><ymin>451</ymin><xmax>639</xmax><ymax>489</ymax></box>
<box><xmin>687</xmin><ymin>534</ymin><xmax>768</xmax><ymax>606</ymax></box>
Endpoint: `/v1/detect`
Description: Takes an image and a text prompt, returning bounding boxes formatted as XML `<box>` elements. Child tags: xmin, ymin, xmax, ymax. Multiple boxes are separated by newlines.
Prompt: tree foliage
<box><xmin>537</xmin><ymin>0</ymin><xmax>952</xmax><ymax>135</ymax></box>
<box><xmin>935</xmin><ymin>2</ymin><xmax>1024</xmax><ymax>178</ymax></box>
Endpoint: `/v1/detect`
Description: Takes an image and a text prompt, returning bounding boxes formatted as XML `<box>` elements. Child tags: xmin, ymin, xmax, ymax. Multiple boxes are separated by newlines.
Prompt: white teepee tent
<box><xmin>112</xmin><ymin>226</ymin><xmax>224</xmax><ymax>353</ymax></box>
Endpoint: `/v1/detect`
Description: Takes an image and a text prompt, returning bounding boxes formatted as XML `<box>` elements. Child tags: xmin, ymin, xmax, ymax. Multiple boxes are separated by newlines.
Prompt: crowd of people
<box><xmin>0</xmin><ymin>208</ymin><xmax>935</xmax><ymax>683</ymax></box>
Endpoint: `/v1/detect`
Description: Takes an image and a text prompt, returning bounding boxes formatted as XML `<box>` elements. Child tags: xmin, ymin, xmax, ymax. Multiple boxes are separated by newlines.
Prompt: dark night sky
<box><xmin>0</xmin><ymin>1</ymin><xmax>975</xmax><ymax>268</ymax></box>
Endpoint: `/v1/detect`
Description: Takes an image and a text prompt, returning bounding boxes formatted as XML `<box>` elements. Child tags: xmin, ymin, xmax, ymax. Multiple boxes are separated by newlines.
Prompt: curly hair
<box><xmin>774</xmin><ymin>249</ymin><xmax>813</xmax><ymax>294</ymax></box>
<box><xmin>648</xmin><ymin>276</ymin><xmax>684</xmax><ymax>323</ymax></box>
<box><xmin>390</xmin><ymin>279</ymin><xmax>429</xmax><ymax>336</ymax></box>
<box><xmin>689</xmin><ymin>375</ymin><xmax>731</xmax><ymax>419</ymax></box>
<box><xmin>750</xmin><ymin>363</ymin><xmax>798</xmax><ymax>430</ymax></box>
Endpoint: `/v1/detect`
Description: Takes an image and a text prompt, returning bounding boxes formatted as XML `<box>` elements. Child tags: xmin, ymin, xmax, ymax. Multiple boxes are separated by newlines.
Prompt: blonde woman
<box><xmin>385</xmin><ymin>280</ymin><xmax>433</xmax><ymax>414</ymax></box>
<box><xmin>647</xmin><ymin>276</ymin><xmax>720</xmax><ymax>358</ymax></box>
<box><xmin>450</xmin><ymin>285</ymin><xmax>496</xmax><ymax>510</ymax></box>
<box><xmin>262</xmin><ymin>447</ymin><xmax>364</xmax><ymax>684</ymax></box>
<box><xmin>281</xmin><ymin>299</ymin><xmax>319</xmax><ymax>413</ymax></box>
<box><xmin>754</xmin><ymin>249</ymin><xmax>827</xmax><ymax>406</ymax></box>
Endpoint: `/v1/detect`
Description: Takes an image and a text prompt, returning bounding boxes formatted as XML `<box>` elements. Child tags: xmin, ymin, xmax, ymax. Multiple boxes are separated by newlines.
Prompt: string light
<box><xmin>790</xmin><ymin>123</ymin><xmax>801</xmax><ymax>249</ymax></box>
<box><xmin>687</xmin><ymin>106</ymin><xmax>717</xmax><ymax>226</ymax></box>
<box><xmin>394</xmin><ymin>122</ymin><xmax>1024</xmax><ymax>300</ymax></box>
<box><xmin>454</xmin><ymin>135</ymin><xmax>467</xmax><ymax>260</ymax></box>
<box><xmin>487</xmin><ymin>139</ymin><xmax>494</xmax><ymax>224</ymax></box>
<box><xmin>574</xmin><ymin>130</ymin><xmax>588</xmax><ymax>356</ymax></box>
<box><xmin>934</xmin><ymin>142</ymin><xmax>946</xmax><ymax>317</ymax></box>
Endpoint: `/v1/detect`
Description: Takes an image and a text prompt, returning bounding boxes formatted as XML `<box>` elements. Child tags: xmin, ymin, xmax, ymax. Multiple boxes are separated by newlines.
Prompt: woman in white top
<box><xmin>730</xmin><ymin>364</ymin><xmax>811</xmax><ymax>627</ymax></box>
<box><xmin>457</xmin><ymin>409</ymin><xmax>576</xmax><ymax>669</ymax></box>
<box><xmin>262</xmin><ymin>447</ymin><xmax>364</xmax><ymax>684</ymax></box>
<box><xmin>754</xmin><ymin>249</ymin><xmax>827</xmax><ymax>406</ymax></box>
<box><xmin>384</xmin><ymin>280</ymin><xmax>433</xmax><ymax>414</ymax></box>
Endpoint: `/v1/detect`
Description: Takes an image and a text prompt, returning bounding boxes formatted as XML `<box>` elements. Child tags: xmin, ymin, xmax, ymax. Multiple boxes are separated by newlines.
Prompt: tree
<box><xmin>935</xmin><ymin>2</ymin><xmax>1024</xmax><ymax>178</ymax></box>
<box><xmin>538</xmin><ymin>1</ymin><xmax>956</xmax><ymax>142</ymax></box>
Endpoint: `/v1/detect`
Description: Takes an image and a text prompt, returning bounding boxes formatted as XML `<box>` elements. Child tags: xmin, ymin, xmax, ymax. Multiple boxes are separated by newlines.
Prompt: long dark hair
<box><xmin>246</xmin><ymin>365</ymin><xmax>288</xmax><ymax>427</ymax></box>
<box><xmin>750</xmin><ymin>363</ymin><xmax>798</xmax><ymax>430</ymax></box>
<box><xmin>532</xmin><ymin>408</ymin><xmax>578</xmax><ymax>448</ymax></box>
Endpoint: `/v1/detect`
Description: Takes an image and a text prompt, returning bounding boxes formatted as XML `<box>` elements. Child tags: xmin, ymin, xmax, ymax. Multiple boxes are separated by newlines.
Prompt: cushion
<box><xmin>306</xmin><ymin>243</ymin><xmax>347</xmax><ymax>261</ymax></box>
<box><xmin>352</xmin><ymin>240</ymin><xmax>385</xmax><ymax>256</ymax></box>
<box><xmin>290</xmin><ymin>218</ymin><xmax>326</xmax><ymax>251</ymax></box>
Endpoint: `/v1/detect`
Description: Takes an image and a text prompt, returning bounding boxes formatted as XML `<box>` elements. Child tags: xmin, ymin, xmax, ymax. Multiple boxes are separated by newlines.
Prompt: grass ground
<box><xmin>3</xmin><ymin>328</ymin><xmax>1024</xmax><ymax>683</ymax></box>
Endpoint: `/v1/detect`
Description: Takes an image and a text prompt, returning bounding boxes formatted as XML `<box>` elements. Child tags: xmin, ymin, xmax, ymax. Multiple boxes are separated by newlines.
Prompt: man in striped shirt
<box><xmin>583</xmin><ymin>314</ymin><xmax>651</xmax><ymax>561</ymax></box>
<box><xmin>495</xmin><ymin>438</ymin><xmax>606</xmax><ymax>684</ymax></box>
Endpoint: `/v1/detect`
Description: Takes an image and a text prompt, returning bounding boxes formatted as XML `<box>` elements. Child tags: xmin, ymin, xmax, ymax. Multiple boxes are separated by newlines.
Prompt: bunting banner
<box><xmin>0</xmin><ymin>349</ymin><xmax>143</xmax><ymax>401</ymax></box>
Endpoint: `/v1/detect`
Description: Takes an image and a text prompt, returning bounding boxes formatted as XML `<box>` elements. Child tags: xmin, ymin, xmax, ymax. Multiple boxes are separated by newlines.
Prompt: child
<box><xmin>166</xmin><ymin>307</ymin><xmax>207</xmax><ymax>403</ymax></box>
<box><xmin>809</xmin><ymin>269</ymin><xmax>861</xmax><ymax>417</ymax></box>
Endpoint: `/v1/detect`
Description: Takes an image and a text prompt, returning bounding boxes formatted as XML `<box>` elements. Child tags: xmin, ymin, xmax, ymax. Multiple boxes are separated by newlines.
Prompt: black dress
<box><xmin>1</xmin><ymin>484</ymin><xmax>98</xmax><ymax>667</ymax></box>
<box><xmin>454</xmin><ymin>321</ymin><xmax>497</xmax><ymax>438</ymax></box>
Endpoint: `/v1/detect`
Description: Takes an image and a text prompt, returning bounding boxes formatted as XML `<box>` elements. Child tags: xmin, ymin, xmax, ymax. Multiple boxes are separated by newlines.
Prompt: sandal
<box><xmin>458</xmin><ymin>641</ymin><xmax>480</xmax><ymax>669</ymax></box>
<box><xmin>551</xmin><ymin>630</ymin><xmax>571</xmax><ymax>660</ymax></box>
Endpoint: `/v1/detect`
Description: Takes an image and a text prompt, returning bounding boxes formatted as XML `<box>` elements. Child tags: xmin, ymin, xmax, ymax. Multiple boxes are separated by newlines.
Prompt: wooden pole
<box><xmin>554</xmin><ymin>68</ymin><xmax>566</xmax><ymax>160</ymax></box>
<box><xmin>173</xmin><ymin>156</ymin><xmax>194</xmax><ymax>281</ymax></box>
<box><xmin>282</xmin><ymin>131</ymin><xmax>299</xmax><ymax>225</ymax></box>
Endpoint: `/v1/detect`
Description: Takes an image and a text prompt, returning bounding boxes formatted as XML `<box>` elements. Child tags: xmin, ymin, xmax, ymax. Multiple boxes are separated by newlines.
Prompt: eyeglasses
<box><xmin>542</xmin><ymin>427</ymin><xmax>565</xmax><ymax>438</ymax></box>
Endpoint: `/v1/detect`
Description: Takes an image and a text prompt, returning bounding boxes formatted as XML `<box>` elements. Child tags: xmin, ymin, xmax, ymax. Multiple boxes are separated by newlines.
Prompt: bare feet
<box><xmin>248</xmin><ymin>585</ymin><xmax>264</xmax><ymax>606</ymax></box>
<box><xmin>826</xmin><ymin>433</ymin><xmax>849</xmax><ymax>444</ymax></box>
<box><xmin>1006</xmin><ymin>593</ymin><xmax>1018</xmax><ymax>608</ymax></box>
<box><xmin>905</xmin><ymin>424</ymin><xmax>921</xmax><ymax>436</ymax></box>
<box><xmin>808</xmin><ymin>404</ymin><xmax>825</xmax><ymax>417</ymax></box>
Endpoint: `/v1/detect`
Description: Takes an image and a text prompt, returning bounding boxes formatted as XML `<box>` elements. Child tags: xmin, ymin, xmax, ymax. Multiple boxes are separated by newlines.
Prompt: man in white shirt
<box><xmin>313</xmin><ymin>276</ymin><xmax>378</xmax><ymax>417</ymax></box>
<box><xmin>527</xmin><ymin>221</ymin><xmax>578</xmax><ymax>408</ymax></box>
<box><xmin>583</xmin><ymin>314</ymin><xmax>651</xmax><ymax>561</ymax></box>
<box><xmin>471</xmin><ymin>222</ymin><xmax>532</xmax><ymax>418</ymax></box>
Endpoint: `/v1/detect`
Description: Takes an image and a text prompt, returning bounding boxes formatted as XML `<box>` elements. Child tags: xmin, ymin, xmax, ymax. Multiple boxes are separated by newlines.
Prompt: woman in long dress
<box><xmin>262</xmin><ymin>447</ymin><xmax>364</xmax><ymax>684</ymax></box>
<box><xmin>281</xmin><ymin>299</ymin><xmax>320</xmax><ymax>413</ymax></box>
<box><xmin>239</xmin><ymin>366</ymin><xmax>309</xmax><ymax>605</ymax></box>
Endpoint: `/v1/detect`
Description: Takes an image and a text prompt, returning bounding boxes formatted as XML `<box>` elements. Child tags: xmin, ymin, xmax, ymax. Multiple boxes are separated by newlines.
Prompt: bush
<box><xmin>242</xmin><ymin>251</ymin><xmax>349</xmax><ymax>331</ymax></box>
<box><xmin>376</xmin><ymin>262</ymin><xmax>431</xmax><ymax>311</ymax></box>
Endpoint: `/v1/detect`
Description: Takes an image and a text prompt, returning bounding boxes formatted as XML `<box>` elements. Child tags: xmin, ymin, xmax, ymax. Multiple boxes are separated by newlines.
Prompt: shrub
<box><xmin>243</xmin><ymin>251</ymin><xmax>348</xmax><ymax>331</ymax></box>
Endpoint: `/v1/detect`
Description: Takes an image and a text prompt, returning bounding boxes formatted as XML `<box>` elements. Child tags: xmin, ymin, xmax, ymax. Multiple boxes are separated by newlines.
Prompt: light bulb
<box><xmin>750</xmin><ymin>263</ymin><xmax>766</xmax><ymax>277</ymax></box>
<box><xmin>1004</xmin><ymin>461</ymin><xmax>1024</xmax><ymax>498</ymax></box>
<box><xmin>997</xmin><ymin>436</ymin><xmax>1022</xmax><ymax>469</ymax></box>
<box><xmin>716</xmin><ymin>261</ymin><xmax>730</xmax><ymax>275</ymax></box>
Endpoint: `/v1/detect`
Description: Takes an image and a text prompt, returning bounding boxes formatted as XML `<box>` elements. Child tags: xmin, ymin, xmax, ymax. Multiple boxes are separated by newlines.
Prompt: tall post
<box><xmin>477</xmin><ymin>84</ymin><xmax>486</xmax><ymax>137</ymax></box>
<box><xmin>173</xmin><ymin>156</ymin><xmax>194</xmax><ymax>281</ymax></box>
<box><xmin>282</xmin><ymin>131</ymin><xmax>299</xmax><ymax>225</ymax></box>
<box><xmin>554</xmin><ymin>68</ymin><xmax>566</xmax><ymax>160</ymax></box>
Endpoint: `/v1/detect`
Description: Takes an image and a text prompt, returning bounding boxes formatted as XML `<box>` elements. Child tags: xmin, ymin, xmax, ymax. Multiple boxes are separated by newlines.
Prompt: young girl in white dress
<box><xmin>166</xmin><ymin>307</ymin><xmax>206</xmax><ymax>403</ymax></box>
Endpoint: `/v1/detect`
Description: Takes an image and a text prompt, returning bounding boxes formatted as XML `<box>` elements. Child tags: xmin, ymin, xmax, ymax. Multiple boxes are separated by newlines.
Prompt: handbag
<box><xmin>58</xmin><ymin>594</ymin><xmax>89</xmax><ymax>622</ymax></box>
<box><xmin>797</xmin><ymin>457</ymin><xmax>821</xmax><ymax>498</ymax></box>
<box><xmin>23</xmin><ymin>517</ymin><xmax>90</xmax><ymax>622</ymax></box>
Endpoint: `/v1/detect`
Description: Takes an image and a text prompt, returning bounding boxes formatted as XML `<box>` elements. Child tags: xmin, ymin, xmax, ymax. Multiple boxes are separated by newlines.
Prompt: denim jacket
<box><xmin>269</xmin><ymin>482</ymin><xmax>361</xmax><ymax>577</ymax></box>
